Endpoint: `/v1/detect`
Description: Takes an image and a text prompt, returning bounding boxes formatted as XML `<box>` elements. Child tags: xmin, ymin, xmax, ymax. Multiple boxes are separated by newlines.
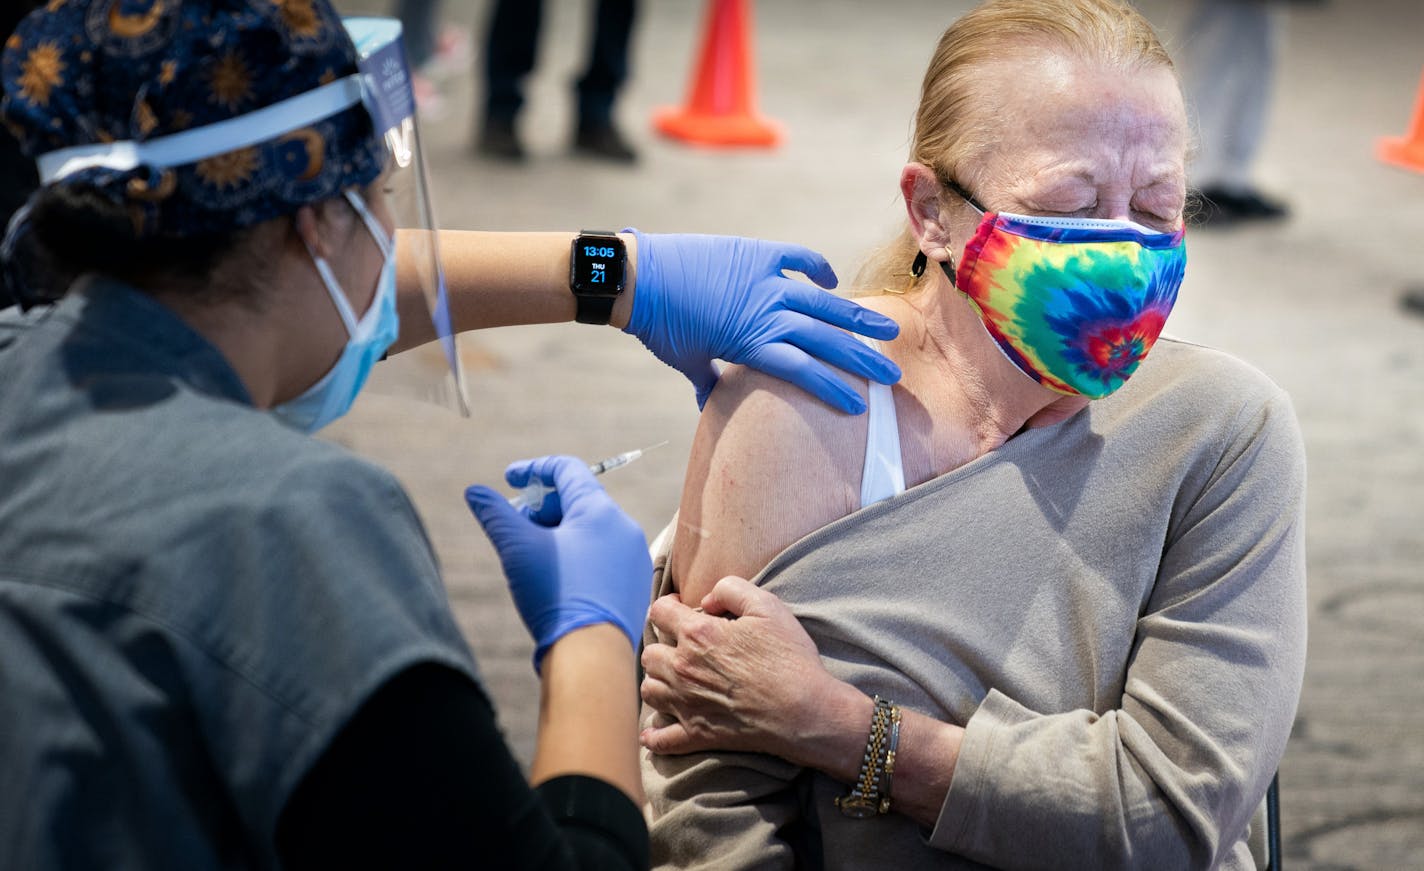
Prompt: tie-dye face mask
<box><xmin>940</xmin><ymin>192</ymin><xmax>1187</xmax><ymax>399</ymax></box>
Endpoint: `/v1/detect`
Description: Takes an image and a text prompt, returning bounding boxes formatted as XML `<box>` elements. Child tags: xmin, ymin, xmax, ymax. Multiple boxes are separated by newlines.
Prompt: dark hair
<box><xmin>20</xmin><ymin>184</ymin><xmax>277</xmax><ymax>306</ymax></box>
<box><xmin>0</xmin><ymin>0</ymin><xmax>52</xmax><ymax>309</ymax></box>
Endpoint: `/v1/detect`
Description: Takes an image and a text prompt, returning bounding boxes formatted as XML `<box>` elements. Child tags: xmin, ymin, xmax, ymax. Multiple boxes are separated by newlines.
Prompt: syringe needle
<box><xmin>510</xmin><ymin>441</ymin><xmax>669</xmax><ymax>509</ymax></box>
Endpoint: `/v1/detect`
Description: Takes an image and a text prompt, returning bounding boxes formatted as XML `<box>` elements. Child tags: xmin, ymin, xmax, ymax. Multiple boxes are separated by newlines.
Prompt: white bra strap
<box><xmin>857</xmin><ymin>336</ymin><xmax>906</xmax><ymax>508</ymax></box>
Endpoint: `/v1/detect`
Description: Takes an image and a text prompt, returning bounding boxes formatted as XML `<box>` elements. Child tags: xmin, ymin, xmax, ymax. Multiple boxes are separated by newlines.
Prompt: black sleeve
<box><xmin>275</xmin><ymin>664</ymin><xmax>649</xmax><ymax>870</ymax></box>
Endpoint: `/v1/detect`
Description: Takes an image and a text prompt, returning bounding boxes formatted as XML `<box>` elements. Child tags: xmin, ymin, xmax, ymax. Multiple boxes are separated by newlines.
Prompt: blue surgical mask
<box><xmin>273</xmin><ymin>190</ymin><xmax>399</xmax><ymax>433</ymax></box>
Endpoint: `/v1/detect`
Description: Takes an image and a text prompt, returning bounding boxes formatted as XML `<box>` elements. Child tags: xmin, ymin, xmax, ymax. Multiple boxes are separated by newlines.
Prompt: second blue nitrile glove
<box><xmin>464</xmin><ymin>455</ymin><xmax>652</xmax><ymax>673</ymax></box>
<box><xmin>625</xmin><ymin>230</ymin><xmax>901</xmax><ymax>414</ymax></box>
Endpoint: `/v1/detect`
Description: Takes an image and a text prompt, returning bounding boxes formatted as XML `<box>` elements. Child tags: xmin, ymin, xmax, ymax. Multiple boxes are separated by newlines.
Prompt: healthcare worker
<box><xmin>0</xmin><ymin>2</ymin><xmax>899</xmax><ymax>869</ymax></box>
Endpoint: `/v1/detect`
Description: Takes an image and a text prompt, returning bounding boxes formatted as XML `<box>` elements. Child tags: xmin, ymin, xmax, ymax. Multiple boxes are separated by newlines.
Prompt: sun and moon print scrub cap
<box><xmin>2</xmin><ymin>0</ymin><xmax>385</xmax><ymax>243</ymax></box>
<box><xmin>3</xmin><ymin>1</ymin><xmax>472</xmax><ymax>415</ymax></box>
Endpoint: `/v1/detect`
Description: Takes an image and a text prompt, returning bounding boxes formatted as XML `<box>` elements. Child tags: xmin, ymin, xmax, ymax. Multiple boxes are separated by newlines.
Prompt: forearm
<box><xmin>533</xmin><ymin>624</ymin><xmax>645</xmax><ymax>807</ymax></box>
<box><xmin>390</xmin><ymin>230</ymin><xmax>637</xmax><ymax>353</ymax></box>
<box><xmin>790</xmin><ymin>678</ymin><xmax>961</xmax><ymax>829</ymax></box>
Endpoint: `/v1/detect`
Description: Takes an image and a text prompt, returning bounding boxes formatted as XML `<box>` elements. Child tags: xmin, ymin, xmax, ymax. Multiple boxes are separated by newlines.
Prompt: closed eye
<box><xmin>1132</xmin><ymin>209</ymin><xmax>1181</xmax><ymax>231</ymax></box>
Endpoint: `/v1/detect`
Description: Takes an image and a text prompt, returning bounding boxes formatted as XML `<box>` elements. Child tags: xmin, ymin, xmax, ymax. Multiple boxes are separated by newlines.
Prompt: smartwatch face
<box><xmin>572</xmin><ymin>237</ymin><xmax>625</xmax><ymax>295</ymax></box>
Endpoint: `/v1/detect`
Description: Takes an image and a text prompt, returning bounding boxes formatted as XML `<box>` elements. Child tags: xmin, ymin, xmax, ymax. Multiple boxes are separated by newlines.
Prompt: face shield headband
<box><xmin>24</xmin><ymin>17</ymin><xmax>469</xmax><ymax>417</ymax></box>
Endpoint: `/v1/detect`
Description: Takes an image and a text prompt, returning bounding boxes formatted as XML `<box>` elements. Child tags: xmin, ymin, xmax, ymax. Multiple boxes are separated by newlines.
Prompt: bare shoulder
<box><xmin>669</xmin><ymin>362</ymin><xmax>868</xmax><ymax>605</ymax></box>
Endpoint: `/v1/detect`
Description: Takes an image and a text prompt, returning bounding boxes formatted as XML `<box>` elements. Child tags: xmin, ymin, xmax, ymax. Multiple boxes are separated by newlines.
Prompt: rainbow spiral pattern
<box><xmin>956</xmin><ymin>214</ymin><xmax>1187</xmax><ymax>399</ymax></box>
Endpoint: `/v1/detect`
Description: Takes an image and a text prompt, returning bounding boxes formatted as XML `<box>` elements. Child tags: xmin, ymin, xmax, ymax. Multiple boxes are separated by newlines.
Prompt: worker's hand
<box><xmin>625</xmin><ymin>231</ymin><xmax>901</xmax><ymax>414</ymax></box>
<box><xmin>465</xmin><ymin>456</ymin><xmax>652</xmax><ymax>673</ymax></box>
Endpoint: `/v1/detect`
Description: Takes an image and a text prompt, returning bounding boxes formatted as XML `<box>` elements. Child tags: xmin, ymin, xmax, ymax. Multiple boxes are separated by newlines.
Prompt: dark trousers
<box><xmin>394</xmin><ymin>0</ymin><xmax>439</xmax><ymax>70</ymax></box>
<box><xmin>483</xmin><ymin>0</ymin><xmax>637</xmax><ymax>126</ymax></box>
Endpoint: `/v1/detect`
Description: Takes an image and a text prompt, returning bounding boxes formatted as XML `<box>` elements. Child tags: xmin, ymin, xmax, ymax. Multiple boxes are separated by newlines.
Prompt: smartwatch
<box><xmin>569</xmin><ymin>230</ymin><xmax>627</xmax><ymax>325</ymax></box>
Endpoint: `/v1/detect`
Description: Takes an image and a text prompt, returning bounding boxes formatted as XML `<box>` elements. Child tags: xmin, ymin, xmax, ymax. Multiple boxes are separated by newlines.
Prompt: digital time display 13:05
<box><xmin>571</xmin><ymin>234</ymin><xmax>625</xmax><ymax>302</ymax></box>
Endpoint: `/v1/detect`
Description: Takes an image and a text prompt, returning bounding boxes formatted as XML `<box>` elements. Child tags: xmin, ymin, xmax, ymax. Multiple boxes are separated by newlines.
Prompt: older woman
<box><xmin>637</xmin><ymin>0</ymin><xmax>1307</xmax><ymax>868</ymax></box>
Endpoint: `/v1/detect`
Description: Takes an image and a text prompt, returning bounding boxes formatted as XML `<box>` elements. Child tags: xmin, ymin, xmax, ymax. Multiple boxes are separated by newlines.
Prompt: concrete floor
<box><xmin>328</xmin><ymin>1</ymin><xmax>1424</xmax><ymax>867</ymax></box>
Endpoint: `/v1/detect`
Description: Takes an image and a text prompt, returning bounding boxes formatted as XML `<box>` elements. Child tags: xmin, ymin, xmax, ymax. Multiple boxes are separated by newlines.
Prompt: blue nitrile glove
<box><xmin>464</xmin><ymin>455</ymin><xmax>652</xmax><ymax>673</ymax></box>
<box><xmin>625</xmin><ymin>230</ymin><xmax>902</xmax><ymax>415</ymax></box>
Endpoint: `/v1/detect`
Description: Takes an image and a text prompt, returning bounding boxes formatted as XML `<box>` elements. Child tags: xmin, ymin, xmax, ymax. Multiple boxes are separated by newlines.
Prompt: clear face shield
<box><xmin>27</xmin><ymin>16</ymin><xmax>470</xmax><ymax>418</ymax></box>
<box><xmin>344</xmin><ymin>17</ymin><xmax>470</xmax><ymax>417</ymax></box>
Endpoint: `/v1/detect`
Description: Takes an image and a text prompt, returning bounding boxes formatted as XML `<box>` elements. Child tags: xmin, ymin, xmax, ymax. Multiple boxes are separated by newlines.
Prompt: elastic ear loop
<box><xmin>343</xmin><ymin>189</ymin><xmax>393</xmax><ymax>259</ymax></box>
<box><xmin>305</xmin><ymin>245</ymin><xmax>361</xmax><ymax>335</ymax></box>
<box><xmin>302</xmin><ymin>188</ymin><xmax>395</xmax><ymax>336</ymax></box>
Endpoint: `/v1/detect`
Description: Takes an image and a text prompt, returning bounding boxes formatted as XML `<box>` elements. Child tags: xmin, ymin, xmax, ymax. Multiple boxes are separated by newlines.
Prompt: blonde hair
<box><xmin>856</xmin><ymin>0</ymin><xmax>1178</xmax><ymax>296</ymax></box>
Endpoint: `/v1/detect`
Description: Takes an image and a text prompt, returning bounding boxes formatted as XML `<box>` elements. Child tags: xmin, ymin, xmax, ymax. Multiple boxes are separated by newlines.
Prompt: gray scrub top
<box><xmin>0</xmin><ymin>278</ymin><xmax>480</xmax><ymax>869</ymax></box>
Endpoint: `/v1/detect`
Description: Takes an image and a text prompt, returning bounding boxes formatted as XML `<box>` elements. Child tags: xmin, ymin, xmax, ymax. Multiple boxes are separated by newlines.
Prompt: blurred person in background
<box><xmin>391</xmin><ymin>0</ymin><xmax>470</xmax><ymax>116</ymax></box>
<box><xmin>636</xmin><ymin>0</ymin><xmax>1306</xmax><ymax>868</ymax></box>
<box><xmin>0</xmin><ymin>0</ymin><xmax>903</xmax><ymax>867</ymax></box>
<box><xmin>1180</xmin><ymin>0</ymin><xmax>1323</xmax><ymax>224</ymax></box>
<box><xmin>477</xmin><ymin>0</ymin><xmax>639</xmax><ymax>162</ymax></box>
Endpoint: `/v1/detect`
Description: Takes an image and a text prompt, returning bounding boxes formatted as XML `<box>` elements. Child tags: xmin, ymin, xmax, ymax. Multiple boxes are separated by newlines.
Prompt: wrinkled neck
<box><xmin>901</xmin><ymin>280</ymin><xmax>1086</xmax><ymax>450</ymax></box>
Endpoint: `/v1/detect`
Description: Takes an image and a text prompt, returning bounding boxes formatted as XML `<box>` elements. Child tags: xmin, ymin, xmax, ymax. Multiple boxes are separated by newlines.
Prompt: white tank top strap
<box><xmin>856</xmin><ymin>335</ymin><xmax>906</xmax><ymax>508</ymax></box>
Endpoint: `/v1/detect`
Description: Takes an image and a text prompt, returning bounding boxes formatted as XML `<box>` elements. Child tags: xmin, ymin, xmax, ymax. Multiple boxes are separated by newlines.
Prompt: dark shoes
<box><xmin>476</xmin><ymin>118</ymin><xmax>638</xmax><ymax>164</ymax></box>
<box><xmin>476</xmin><ymin>117</ymin><xmax>526</xmax><ymax>162</ymax></box>
<box><xmin>1401</xmin><ymin>288</ymin><xmax>1424</xmax><ymax>319</ymax></box>
<box><xmin>1191</xmin><ymin>187</ymin><xmax>1291</xmax><ymax>227</ymax></box>
<box><xmin>573</xmin><ymin>121</ymin><xmax>638</xmax><ymax>163</ymax></box>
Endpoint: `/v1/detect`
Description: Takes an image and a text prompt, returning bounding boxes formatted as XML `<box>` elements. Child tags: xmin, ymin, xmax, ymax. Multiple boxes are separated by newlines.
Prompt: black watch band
<box><xmin>574</xmin><ymin>295</ymin><xmax>617</xmax><ymax>325</ymax></box>
<box><xmin>570</xmin><ymin>230</ymin><xmax>626</xmax><ymax>326</ymax></box>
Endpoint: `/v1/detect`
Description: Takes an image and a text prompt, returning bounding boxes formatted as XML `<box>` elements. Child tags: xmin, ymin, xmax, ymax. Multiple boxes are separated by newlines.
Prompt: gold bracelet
<box><xmin>877</xmin><ymin>702</ymin><xmax>902</xmax><ymax>814</ymax></box>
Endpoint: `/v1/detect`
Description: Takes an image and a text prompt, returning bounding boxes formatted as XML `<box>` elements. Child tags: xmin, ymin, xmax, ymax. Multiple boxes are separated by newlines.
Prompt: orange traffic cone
<box><xmin>653</xmin><ymin>0</ymin><xmax>782</xmax><ymax>148</ymax></box>
<box><xmin>1378</xmin><ymin>68</ymin><xmax>1424</xmax><ymax>173</ymax></box>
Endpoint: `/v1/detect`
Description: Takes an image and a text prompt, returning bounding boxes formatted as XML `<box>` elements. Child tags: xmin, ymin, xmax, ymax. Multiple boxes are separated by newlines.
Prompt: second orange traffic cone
<box><xmin>1378</xmin><ymin>67</ymin><xmax>1424</xmax><ymax>174</ymax></box>
<box><xmin>654</xmin><ymin>0</ymin><xmax>782</xmax><ymax>148</ymax></box>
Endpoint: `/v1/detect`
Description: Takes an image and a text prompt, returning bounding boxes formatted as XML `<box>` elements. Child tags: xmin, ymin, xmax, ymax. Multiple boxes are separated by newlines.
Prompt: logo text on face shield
<box><xmin>353</xmin><ymin>21</ymin><xmax>415</xmax><ymax>148</ymax></box>
<box><xmin>384</xmin><ymin>119</ymin><xmax>415</xmax><ymax>169</ymax></box>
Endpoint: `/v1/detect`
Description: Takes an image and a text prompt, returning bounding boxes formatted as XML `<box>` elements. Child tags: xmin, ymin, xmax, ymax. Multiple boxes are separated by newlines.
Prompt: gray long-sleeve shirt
<box><xmin>643</xmin><ymin>337</ymin><xmax>1307</xmax><ymax>870</ymax></box>
<box><xmin>0</xmin><ymin>280</ymin><xmax>480</xmax><ymax>868</ymax></box>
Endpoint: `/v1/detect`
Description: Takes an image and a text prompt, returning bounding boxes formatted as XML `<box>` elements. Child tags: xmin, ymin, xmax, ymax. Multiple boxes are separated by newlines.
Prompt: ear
<box><xmin>899</xmin><ymin>163</ymin><xmax>955</xmax><ymax>266</ymax></box>
<box><xmin>292</xmin><ymin>198</ymin><xmax>354</xmax><ymax>261</ymax></box>
<box><xmin>292</xmin><ymin>205</ymin><xmax>326</xmax><ymax>260</ymax></box>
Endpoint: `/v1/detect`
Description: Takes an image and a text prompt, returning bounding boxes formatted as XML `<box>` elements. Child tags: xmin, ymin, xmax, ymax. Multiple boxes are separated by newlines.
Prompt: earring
<box><xmin>910</xmin><ymin>251</ymin><xmax>927</xmax><ymax>278</ymax></box>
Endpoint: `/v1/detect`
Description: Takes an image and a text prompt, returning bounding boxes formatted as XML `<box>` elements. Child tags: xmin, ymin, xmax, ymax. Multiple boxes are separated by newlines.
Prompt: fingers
<box><xmin>779</xmin><ymin>314</ymin><xmax>902</xmax><ymax>385</ymax></box>
<box><xmin>464</xmin><ymin>484</ymin><xmax>524</xmax><ymax>544</ymax></box>
<box><xmin>503</xmin><ymin>455</ymin><xmax>605</xmax><ymax>521</ymax></box>
<box><xmin>771</xmin><ymin>242</ymin><xmax>839</xmax><ymax>290</ymax></box>
<box><xmin>742</xmin><ymin>342</ymin><xmax>866</xmax><ymax>415</ymax></box>
<box><xmin>640</xmin><ymin>641</ymin><xmax>673</xmax><ymax>685</ymax></box>
<box><xmin>784</xmin><ymin>283</ymin><xmax>901</xmax><ymax>342</ymax></box>
<box><xmin>687</xmin><ymin>361</ymin><xmax>720</xmax><ymax>411</ymax></box>
<box><xmin>639</xmin><ymin>667</ymin><xmax>711</xmax><ymax>755</ymax></box>
<box><xmin>646</xmin><ymin>593</ymin><xmax>703</xmax><ymax>644</ymax></box>
<box><xmin>640</xmin><ymin>718</ymin><xmax>703</xmax><ymax>756</ymax></box>
<box><xmin>700</xmin><ymin>575</ymin><xmax>767</xmax><ymax>618</ymax></box>
<box><xmin>502</xmin><ymin>458</ymin><xmax>539</xmax><ymax>489</ymax></box>
<box><xmin>540</xmin><ymin>455</ymin><xmax>605</xmax><ymax>511</ymax></box>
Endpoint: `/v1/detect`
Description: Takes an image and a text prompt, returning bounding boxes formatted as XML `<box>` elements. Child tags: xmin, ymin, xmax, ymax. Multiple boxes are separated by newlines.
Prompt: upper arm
<box><xmin>669</xmin><ymin>364</ymin><xmax>866</xmax><ymax>604</ymax></box>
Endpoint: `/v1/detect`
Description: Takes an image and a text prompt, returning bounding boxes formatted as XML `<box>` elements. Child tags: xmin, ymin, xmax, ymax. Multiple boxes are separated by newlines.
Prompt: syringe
<box><xmin>509</xmin><ymin>441</ymin><xmax>669</xmax><ymax>512</ymax></box>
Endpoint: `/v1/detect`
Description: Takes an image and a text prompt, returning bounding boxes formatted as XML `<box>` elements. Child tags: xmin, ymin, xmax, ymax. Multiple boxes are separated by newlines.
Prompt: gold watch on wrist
<box><xmin>835</xmin><ymin>696</ymin><xmax>900</xmax><ymax>819</ymax></box>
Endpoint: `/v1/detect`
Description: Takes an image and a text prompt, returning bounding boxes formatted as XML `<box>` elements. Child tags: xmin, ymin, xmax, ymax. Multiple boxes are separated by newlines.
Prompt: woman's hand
<box><xmin>640</xmin><ymin>576</ymin><xmax>856</xmax><ymax>765</ymax></box>
<box><xmin>642</xmin><ymin>576</ymin><xmax>964</xmax><ymax>826</ymax></box>
<box><xmin>624</xmin><ymin>231</ymin><xmax>901</xmax><ymax>414</ymax></box>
